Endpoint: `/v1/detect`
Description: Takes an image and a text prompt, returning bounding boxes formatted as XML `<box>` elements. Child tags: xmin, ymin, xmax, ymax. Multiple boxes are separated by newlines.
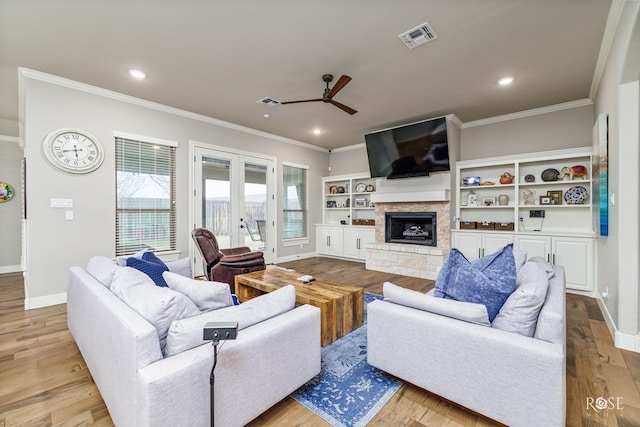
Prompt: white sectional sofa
<box><xmin>367</xmin><ymin>257</ymin><xmax>566</xmax><ymax>427</ymax></box>
<box><xmin>67</xmin><ymin>258</ymin><xmax>321</xmax><ymax>427</ymax></box>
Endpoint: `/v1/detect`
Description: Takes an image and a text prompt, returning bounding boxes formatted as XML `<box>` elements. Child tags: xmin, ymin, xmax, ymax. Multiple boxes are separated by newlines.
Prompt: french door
<box><xmin>193</xmin><ymin>145</ymin><xmax>276</xmax><ymax>270</ymax></box>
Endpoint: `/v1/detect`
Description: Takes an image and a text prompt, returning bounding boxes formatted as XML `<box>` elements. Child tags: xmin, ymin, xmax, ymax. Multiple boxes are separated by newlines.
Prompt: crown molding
<box><xmin>590</xmin><ymin>0</ymin><xmax>626</xmax><ymax>100</ymax></box>
<box><xmin>461</xmin><ymin>99</ymin><xmax>593</xmax><ymax>129</ymax></box>
<box><xmin>17</xmin><ymin>68</ymin><xmax>327</xmax><ymax>153</ymax></box>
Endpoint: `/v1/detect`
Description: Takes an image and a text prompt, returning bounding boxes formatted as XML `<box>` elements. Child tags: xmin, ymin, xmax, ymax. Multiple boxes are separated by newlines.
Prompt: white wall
<box><xmin>460</xmin><ymin>103</ymin><xmax>594</xmax><ymax>161</ymax></box>
<box><xmin>0</xmin><ymin>136</ymin><xmax>23</xmax><ymax>272</ymax></box>
<box><xmin>21</xmin><ymin>71</ymin><xmax>329</xmax><ymax>307</ymax></box>
<box><xmin>593</xmin><ymin>1</ymin><xmax>640</xmax><ymax>350</ymax></box>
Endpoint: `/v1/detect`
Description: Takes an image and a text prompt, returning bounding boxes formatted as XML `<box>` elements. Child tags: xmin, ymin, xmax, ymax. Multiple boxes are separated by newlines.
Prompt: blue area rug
<box><xmin>291</xmin><ymin>293</ymin><xmax>401</xmax><ymax>427</ymax></box>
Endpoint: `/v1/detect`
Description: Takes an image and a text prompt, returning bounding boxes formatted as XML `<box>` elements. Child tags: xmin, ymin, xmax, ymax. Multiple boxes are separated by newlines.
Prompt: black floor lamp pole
<box><xmin>210</xmin><ymin>340</ymin><xmax>219</xmax><ymax>427</ymax></box>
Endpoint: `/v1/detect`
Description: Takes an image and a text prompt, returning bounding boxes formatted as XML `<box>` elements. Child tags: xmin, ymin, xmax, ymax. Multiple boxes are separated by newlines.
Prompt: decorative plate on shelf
<box><xmin>0</xmin><ymin>182</ymin><xmax>14</xmax><ymax>203</ymax></box>
<box><xmin>365</xmin><ymin>184</ymin><xmax>375</xmax><ymax>192</ymax></box>
<box><xmin>355</xmin><ymin>183</ymin><xmax>366</xmax><ymax>193</ymax></box>
<box><xmin>541</xmin><ymin>168</ymin><xmax>560</xmax><ymax>182</ymax></box>
<box><xmin>564</xmin><ymin>186</ymin><xmax>589</xmax><ymax>204</ymax></box>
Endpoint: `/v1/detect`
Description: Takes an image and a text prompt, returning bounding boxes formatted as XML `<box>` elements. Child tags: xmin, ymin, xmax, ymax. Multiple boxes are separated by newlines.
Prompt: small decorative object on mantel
<box><xmin>365</xmin><ymin>184</ymin><xmax>375</xmax><ymax>192</ymax></box>
<box><xmin>541</xmin><ymin>168</ymin><xmax>560</xmax><ymax>182</ymax></box>
<box><xmin>329</xmin><ymin>185</ymin><xmax>338</xmax><ymax>194</ymax></box>
<box><xmin>499</xmin><ymin>172</ymin><xmax>514</xmax><ymax>184</ymax></box>
<box><xmin>524</xmin><ymin>174</ymin><xmax>535</xmax><ymax>182</ymax></box>
<box><xmin>558</xmin><ymin>165</ymin><xmax>588</xmax><ymax>180</ymax></box>
<box><xmin>498</xmin><ymin>194</ymin><xmax>509</xmax><ymax>206</ymax></box>
<box><xmin>337</xmin><ymin>186</ymin><xmax>345</xmax><ymax>193</ymax></box>
<box><xmin>355</xmin><ymin>183</ymin><xmax>366</xmax><ymax>192</ymax></box>
<box><xmin>0</xmin><ymin>181</ymin><xmax>14</xmax><ymax>203</ymax></box>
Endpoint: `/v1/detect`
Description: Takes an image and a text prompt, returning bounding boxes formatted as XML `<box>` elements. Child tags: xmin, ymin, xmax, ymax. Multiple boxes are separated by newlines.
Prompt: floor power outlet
<box><xmin>529</xmin><ymin>210</ymin><xmax>546</xmax><ymax>218</ymax></box>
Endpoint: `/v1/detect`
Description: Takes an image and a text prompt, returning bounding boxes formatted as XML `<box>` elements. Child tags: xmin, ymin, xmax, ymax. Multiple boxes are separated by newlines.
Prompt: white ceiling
<box><xmin>0</xmin><ymin>0</ymin><xmax>612</xmax><ymax>150</ymax></box>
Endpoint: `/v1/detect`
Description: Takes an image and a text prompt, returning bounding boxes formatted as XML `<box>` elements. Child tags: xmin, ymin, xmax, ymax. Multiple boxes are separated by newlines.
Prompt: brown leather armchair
<box><xmin>191</xmin><ymin>228</ymin><xmax>266</xmax><ymax>292</ymax></box>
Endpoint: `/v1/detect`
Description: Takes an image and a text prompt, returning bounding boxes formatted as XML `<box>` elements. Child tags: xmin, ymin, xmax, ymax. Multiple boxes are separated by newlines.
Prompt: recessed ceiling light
<box><xmin>128</xmin><ymin>69</ymin><xmax>146</xmax><ymax>79</ymax></box>
<box><xmin>313</xmin><ymin>129</ymin><xmax>322</xmax><ymax>135</ymax></box>
<box><xmin>263</xmin><ymin>114</ymin><xmax>270</xmax><ymax>119</ymax></box>
<box><xmin>498</xmin><ymin>76</ymin><xmax>514</xmax><ymax>86</ymax></box>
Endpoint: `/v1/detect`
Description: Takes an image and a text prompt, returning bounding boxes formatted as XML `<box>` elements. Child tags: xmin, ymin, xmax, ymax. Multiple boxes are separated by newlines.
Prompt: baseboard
<box><xmin>596</xmin><ymin>294</ymin><xmax>618</xmax><ymax>340</ymax></box>
<box><xmin>0</xmin><ymin>264</ymin><xmax>22</xmax><ymax>274</ymax></box>
<box><xmin>614</xmin><ymin>331</ymin><xmax>640</xmax><ymax>353</ymax></box>
<box><xmin>25</xmin><ymin>292</ymin><xmax>67</xmax><ymax>310</ymax></box>
<box><xmin>595</xmin><ymin>293</ymin><xmax>640</xmax><ymax>353</ymax></box>
<box><xmin>276</xmin><ymin>251</ymin><xmax>317</xmax><ymax>264</ymax></box>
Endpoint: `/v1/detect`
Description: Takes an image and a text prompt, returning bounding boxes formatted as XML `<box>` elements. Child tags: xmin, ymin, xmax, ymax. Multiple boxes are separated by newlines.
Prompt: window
<box><xmin>282</xmin><ymin>163</ymin><xmax>308</xmax><ymax>240</ymax></box>
<box><xmin>115</xmin><ymin>135</ymin><xmax>176</xmax><ymax>256</ymax></box>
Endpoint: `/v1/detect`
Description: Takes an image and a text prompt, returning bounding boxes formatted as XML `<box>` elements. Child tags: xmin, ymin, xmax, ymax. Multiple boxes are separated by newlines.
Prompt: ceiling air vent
<box><xmin>399</xmin><ymin>21</ymin><xmax>438</xmax><ymax>49</ymax></box>
<box><xmin>256</xmin><ymin>97</ymin><xmax>280</xmax><ymax>106</ymax></box>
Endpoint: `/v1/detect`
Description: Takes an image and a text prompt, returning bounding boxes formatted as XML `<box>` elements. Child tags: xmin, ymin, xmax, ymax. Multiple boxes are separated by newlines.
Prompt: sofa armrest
<box><xmin>136</xmin><ymin>304</ymin><xmax>320</xmax><ymax>427</ymax></box>
<box><xmin>367</xmin><ymin>300</ymin><xmax>565</xmax><ymax>427</ymax></box>
<box><xmin>67</xmin><ymin>266</ymin><xmax>163</xmax><ymax>427</ymax></box>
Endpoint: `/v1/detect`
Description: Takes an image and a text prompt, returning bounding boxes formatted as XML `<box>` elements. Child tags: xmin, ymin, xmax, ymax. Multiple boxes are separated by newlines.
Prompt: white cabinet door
<box><xmin>514</xmin><ymin>235</ymin><xmax>552</xmax><ymax>262</ymax></box>
<box><xmin>452</xmin><ymin>231</ymin><xmax>514</xmax><ymax>259</ymax></box>
<box><xmin>316</xmin><ymin>226</ymin><xmax>344</xmax><ymax>256</ymax></box>
<box><xmin>553</xmin><ymin>237</ymin><xmax>593</xmax><ymax>292</ymax></box>
<box><xmin>451</xmin><ymin>232</ymin><xmax>483</xmax><ymax>259</ymax></box>
<box><xmin>482</xmin><ymin>233</ymin><xmax>514</xmax><ymax>257</ymax></box>
<box><xmin>343</xmin><ymin>227</ymin><xmax>375</xmax><ymax>260</ymax></box>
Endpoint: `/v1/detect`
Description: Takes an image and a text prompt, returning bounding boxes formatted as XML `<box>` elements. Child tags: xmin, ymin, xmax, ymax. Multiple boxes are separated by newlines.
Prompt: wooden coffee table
<box><xmin>235</xmin><ymin>268</ymin><xmax>364</xmax><ymax>346</ymax></box>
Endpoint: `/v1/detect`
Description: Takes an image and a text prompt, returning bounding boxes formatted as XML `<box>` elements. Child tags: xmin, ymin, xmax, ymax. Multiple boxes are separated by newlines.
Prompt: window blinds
<box><xmin>282</xmin><ymin>164</ymin><xmax>308</xmax><ymax>239</ymax></box>
<box><xmin>115</xmin><ymin>137</ymin><xmax>176</xmax><ymax>256</ymax></box>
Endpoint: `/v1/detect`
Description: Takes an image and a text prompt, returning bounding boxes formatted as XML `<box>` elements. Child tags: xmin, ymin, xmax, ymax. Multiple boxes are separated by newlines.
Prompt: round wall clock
<box><xmin>0</xmin><ymin>182</ymin><xmax>14</xmax><ymax>202</ymax></box>
<box><xmin>42</xmin><ymin>128</ymin><xmax>104</xmax><ymax>174</ymax></box>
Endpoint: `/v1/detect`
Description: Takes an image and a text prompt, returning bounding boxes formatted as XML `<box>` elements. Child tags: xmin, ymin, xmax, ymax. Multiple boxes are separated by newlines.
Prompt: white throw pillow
<box><xmin>491</xmin><ymin>261</ymin><xmax>550</xmax><ymax>337</ymax></box>
<box><xmin>164</xmin><ymin>285</ymin><xmax>296</xmax><ymax>357</ymax></box>
<box><xmin>111</xmin><ymin>267</ymin><xmax>201</xmax><ymax>351</ymax></box>
<box><xmin>383</xmin><ymin>281</ymin><xmax>490</xmax><ymax>326</ymax></box>
<box><xmin>162</xmin><ymin>271</ymin><xmax>232</xmax><ymax>312</ymax></box>
<box><xmin>165</xmin><ymin>257</ymin><xmax>192</xmax><ymax>278</ymax></box>
<box><xmin>527</xmin><ymin>256</ymin><xmax>555</xmax><ymax>279</ymax></box>
<box><xmin>114</xmin><ymin>249</ymin><xmax>149</xmax><ymax>267</ymax></box>
<box><xmin>513</xmin><ymin>250</ymin><xmax>527</xmax><ymax>273</ymax></box>
<box><xmin>86</xmin><ymin>256</ymin><xmax>119</xmax><ymax>288</ymax></box>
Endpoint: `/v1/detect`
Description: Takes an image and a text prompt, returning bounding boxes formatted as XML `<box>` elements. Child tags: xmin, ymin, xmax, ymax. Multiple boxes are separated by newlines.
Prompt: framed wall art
<box><xmin>593</xmin><ymin>113</ymin><xmax>608</xmax><ymax>236</ymax></box>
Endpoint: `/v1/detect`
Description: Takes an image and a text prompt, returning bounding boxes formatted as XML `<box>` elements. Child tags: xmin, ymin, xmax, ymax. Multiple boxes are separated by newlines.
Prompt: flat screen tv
<box><xmin>364</xmin><ymin>116</ymin><xmax>449</xmax><ymax>179</ymax></box>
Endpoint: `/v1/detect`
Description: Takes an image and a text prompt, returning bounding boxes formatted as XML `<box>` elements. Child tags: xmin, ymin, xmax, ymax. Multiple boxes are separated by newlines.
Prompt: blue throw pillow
<box><xmin>435</xmin><ymin>244</ymin><xmax>516</xmax><ymax>321</ymax></box>
<box><xmin>127</xmin><ymin>256</ymin><xmax>169</xmax><ymax>287</ymax></box>
<box><xmin>142</xmin><ymin>251</ymin><xmax>167</xmax><ymax>266</ymax></box>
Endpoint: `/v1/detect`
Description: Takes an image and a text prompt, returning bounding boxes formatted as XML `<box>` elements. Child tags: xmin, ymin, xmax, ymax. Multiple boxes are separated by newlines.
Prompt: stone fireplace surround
<box><xmin>366</xmin><ymin>201</ymin><xmax>450</xmax><ymax>280</ymax></box>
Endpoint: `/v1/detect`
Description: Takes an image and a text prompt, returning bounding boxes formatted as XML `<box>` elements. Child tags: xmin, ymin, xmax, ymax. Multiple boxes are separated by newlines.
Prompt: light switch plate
<box><xmin>51</xmin><ymin>198</ymin><xmax>73</xmax><ymax>208</ymax></box>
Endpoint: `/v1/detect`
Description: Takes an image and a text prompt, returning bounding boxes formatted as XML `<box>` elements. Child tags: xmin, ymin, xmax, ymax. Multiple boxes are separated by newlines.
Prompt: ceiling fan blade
<box><xmin>280</xmin><ymin>98</ymin><xmax>323</xmax><ymax>105</ymax></box>
<box><xmin>327</xmin><ymin>75</ymin><xmax>352</xmax><ymax>98</ymax></box>
<box><xmin>330</xmin><ymin>100</ymin><xmax>357</xmax><ymax>115</ymax></box>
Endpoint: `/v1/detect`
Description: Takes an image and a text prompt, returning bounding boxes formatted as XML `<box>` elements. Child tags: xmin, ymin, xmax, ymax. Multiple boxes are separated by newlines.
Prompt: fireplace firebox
<box><xmin>385</xmin><ymin>212</ymin><xmax>437</xmax><ymax>246</ymax></box>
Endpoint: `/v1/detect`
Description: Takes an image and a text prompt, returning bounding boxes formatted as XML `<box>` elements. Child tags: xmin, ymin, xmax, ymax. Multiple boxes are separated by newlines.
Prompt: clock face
<box><xmin>42</xmin><ymin>128</ymin><xmax>104</xmax><ymax>174</ymax></box>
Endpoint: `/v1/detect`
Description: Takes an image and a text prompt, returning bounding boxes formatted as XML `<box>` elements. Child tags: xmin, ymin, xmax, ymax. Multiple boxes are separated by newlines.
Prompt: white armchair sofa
<box><xmin>367</xmin><ymin>259</ymin><xmax>566</xmax><ymax>427</ymax></box>
<box><xmin>67</xmin><ymin>257</ymin><xmax>321</xmax><ymax>427</ymax></box>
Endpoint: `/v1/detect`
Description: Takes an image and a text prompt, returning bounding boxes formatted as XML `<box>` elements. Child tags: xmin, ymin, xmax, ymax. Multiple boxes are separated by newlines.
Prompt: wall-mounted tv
<box><xmin>364</xmin><ymin>116</ymin><xmax>449</xmax><ymax>179</ymax></box>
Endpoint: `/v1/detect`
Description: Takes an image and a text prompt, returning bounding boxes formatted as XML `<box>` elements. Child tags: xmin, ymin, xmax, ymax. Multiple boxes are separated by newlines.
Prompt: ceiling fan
<box><xmin>280</xmin><ymin>74</ymin><xmax>357</xmax><ymax>115</ymax></box>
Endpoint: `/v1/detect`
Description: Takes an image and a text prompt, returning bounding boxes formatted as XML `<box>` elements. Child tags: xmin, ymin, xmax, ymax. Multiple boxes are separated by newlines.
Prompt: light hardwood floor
<box><xmin>1</xmin><ymin>258</ymin><xmax>640</xmax><ymax>426</ymax></box>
